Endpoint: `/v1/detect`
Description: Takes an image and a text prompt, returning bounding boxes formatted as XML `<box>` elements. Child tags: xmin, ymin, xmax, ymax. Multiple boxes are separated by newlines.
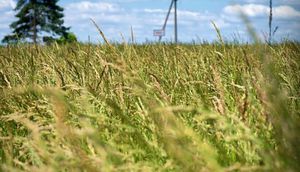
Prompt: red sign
<box><xmin>153</xmin><ymin>29</ymin><xmax>165</xmax><ymax>36</ymax></box>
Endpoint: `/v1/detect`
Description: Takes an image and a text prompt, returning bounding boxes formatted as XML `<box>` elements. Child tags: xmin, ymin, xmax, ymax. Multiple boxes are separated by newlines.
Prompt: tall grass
<box><xmin>0</xmin><ymin>41</ymin><xmax>299</xmax><ymax>171</ymax></box>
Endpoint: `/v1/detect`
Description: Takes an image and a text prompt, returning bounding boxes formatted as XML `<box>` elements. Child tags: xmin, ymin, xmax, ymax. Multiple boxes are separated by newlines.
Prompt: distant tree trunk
<box><xmin>268</xmin><ymin>0</ymin><xmax>273</xmax><ymax>44</ymax></box>
<box><xmin>33</xmin><ymin>3</ymin><xmax>37</xmax><ymax>44</ymax></box>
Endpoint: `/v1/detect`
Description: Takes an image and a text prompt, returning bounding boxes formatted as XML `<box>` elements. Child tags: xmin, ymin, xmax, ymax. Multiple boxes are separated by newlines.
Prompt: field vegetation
<box><xmin>0</xmin><ymin>41</ymin><xmax>299</xmax><ymax>171</ymax></box>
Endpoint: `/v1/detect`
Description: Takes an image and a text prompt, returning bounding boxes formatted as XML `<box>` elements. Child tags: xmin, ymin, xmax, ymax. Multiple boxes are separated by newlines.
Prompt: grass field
<box><xmin>0</xmin><ymin>42</ymin><xmax>299</xmax><ymax>171</ymax></box>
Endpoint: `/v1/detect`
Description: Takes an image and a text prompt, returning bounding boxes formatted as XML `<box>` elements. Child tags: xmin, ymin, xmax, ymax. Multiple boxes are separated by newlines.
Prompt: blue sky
<box><xmin>0</xmin><ymin>0</ymin><xmax>300</xmax><ymax>43</ymax></box>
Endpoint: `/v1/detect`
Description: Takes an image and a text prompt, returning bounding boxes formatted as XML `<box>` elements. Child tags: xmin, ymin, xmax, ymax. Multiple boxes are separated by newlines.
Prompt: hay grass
<box><xmin>0</xmin><ymin>41</ymin><xmax>299</xmax><ymax>171</ymax></box>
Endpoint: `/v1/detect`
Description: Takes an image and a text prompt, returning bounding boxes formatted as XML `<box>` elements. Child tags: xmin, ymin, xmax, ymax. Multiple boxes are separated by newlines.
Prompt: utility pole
<box><xmin>174</xmin><ymin>0</ymin><xmax>178</xmax><ymax>43</ymax></box>
<box><xmin>154</xmin><ymin>0</ymin><xmax>179</xmax><ymax>43</ymax></box>
<box><xmin>268</xmin><ymin>0</ymin><xmax>273</xmax><ymax>44</ymax></box>
<box><xmin>158</xmin><ymin>0</ymin><xmax>174</xmax><ymax>42</ymax></box>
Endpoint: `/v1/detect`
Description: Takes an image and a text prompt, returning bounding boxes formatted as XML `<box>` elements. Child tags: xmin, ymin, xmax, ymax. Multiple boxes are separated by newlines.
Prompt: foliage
<box><xmin>2</xmin><ymin>0</ymin><xmax>69</xmax><ymax>44</ymax></box>
<box><xmin>43</xmin><ymin>32</ymin><xmax>78</xmax><ymax>45</ymax></box>
<box><xmin>57</xmin><ymin>32</ymin><xmax>78</xmax><ymax>44</ymax></box>
<box><xmin>0</xmin><ymin>42</ymin><xmax>299</xmax><ymax>172</ymax></box>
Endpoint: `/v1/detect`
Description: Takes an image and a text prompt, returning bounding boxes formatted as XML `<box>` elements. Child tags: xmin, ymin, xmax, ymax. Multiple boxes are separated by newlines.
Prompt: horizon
<box><xmin>0</xmin><ymin>0</ymin><xmax>300</xmax><ymax>43</ymax></box>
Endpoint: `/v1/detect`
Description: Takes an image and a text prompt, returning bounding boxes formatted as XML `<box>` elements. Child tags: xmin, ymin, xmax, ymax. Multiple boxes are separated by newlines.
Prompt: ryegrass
<box><xmin>0</xmin><ymin>42</ymin><xmax>299</xmax><ymax>172</ymax></box>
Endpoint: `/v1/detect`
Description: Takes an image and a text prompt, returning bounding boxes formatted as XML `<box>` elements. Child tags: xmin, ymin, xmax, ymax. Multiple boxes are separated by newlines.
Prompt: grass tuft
<box><xmin>0</xmin><ymin>42</ymin><xmax>299</xmax><ymax>171</ymax></box>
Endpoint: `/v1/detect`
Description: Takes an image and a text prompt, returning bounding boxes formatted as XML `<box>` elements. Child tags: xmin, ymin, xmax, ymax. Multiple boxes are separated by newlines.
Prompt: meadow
<box><xmin>0</xmin><ymin>41</ymin><xmax>299</xmax><ymax>171</ymax></box>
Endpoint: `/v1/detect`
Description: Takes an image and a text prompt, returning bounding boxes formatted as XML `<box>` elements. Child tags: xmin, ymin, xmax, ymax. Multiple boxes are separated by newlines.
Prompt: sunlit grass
<box><xmin>0</xmin><ymin>42</ymin><xmax>299</xmax><ymax>171</ymax></box>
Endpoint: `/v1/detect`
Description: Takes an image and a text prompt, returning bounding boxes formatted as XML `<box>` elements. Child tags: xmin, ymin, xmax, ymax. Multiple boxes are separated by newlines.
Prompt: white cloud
<box><xmin>66</xmin><ymin>1</ymin><xmax>120</xmax><ymax>13</ymax></box>
<box><xmin>0</xmin><ymin>10</ymin><xmax>15</xmax><ymax>43</ymax></box>
<box><xmin>243</xmin><ymin>0</ymin><xmax>300</xmax><ymax>5</ymax></box>
<box><xmin>273</xmin><ymin>6</ymin><xmax>300</xmax><ymax>18</ymax></box>
<box><xmin>142</xmin><ymin>8</ymin><xmax>217</xmax><ymax>23</ymax></box>
<box><xmin>64</xmin><ymin>0</ymin><xmax>225</xmax><ymax>42</ymax></box>
<box><xmin>64</xmin><ymin>1</ymin><xmax>141</xmax><ymax>42</ymax></box>
<box><xmin>224</xmin><ymin>4</ymin><xmax>267</xmax><ymax>17</ymax></box>
<box><xmin>0</xmin><ymin>0</ymin><xmax>15</xmax><ymax>10</ymax></box>
<box><xmin>224</xmin><ymin>4</ymin><xmax>300</xmax><ymax>18</ymax></box>
<box><xmin>0</xmin><ymin>0</ymin><xmax>16</xmax><ymax>35</ymax></box>
<box><xmin>143</xmin><ymin>9</ymin><xmax>166</xmax><ymax>13</ymax></box>
<box><xmin>65</xmin><ymin>1</ymin><xmax>129</xmax><ymax>24</ymax></box>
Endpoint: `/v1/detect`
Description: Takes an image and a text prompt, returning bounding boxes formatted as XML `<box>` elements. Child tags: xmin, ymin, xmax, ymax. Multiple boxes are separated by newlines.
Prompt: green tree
<box><xmin>2</xmin><ymin>0</ymin><xmax>69</xmax><ymax>44</ymax></box>
<box><xmin>43</xmin><ymin>32</ymin><xmax>77</xmax><ymax>45</ymax></box>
